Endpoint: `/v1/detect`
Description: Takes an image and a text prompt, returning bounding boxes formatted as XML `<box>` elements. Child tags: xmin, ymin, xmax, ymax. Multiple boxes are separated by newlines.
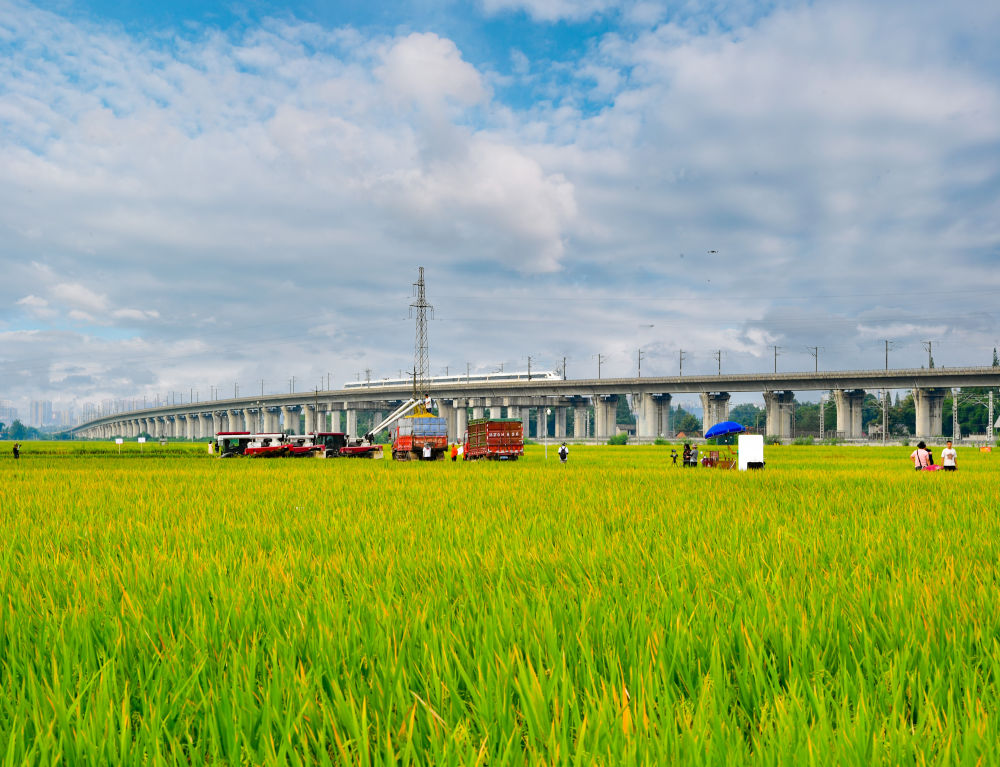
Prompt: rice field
<box><xmin>1</xmin><ymin>441</ymin><xmax>999</xmax><ymax>765</ymax></box>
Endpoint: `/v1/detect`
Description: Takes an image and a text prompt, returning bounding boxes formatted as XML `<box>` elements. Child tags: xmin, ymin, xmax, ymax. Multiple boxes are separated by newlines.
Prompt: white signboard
<box><xmin>115</xmin><ymin>438</ymin><xmax>124</xmax><ymax>445</ymax></box>
<box><xmin>738</xmin><ymin>434</ymin><xmax>764</xmax><ymax>470</ymax></box>
<box><xmin>138</xmin><ymin>437</ymin><xmax>146</xmax><ymax>443</ymax></box>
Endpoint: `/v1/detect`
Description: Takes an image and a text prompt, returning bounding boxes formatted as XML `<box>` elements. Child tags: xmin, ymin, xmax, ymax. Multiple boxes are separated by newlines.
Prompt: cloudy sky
<box><xmin>2</xmin><ymin>0</ymin><xmax>999</xmax><ymax>416</ymax></box>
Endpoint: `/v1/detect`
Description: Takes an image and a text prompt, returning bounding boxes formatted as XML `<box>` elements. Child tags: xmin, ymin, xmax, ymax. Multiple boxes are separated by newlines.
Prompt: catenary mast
<box><xmin>409</xmin><ymin>267</ymin><xmax>433</xmax><ymax>402</ymax></box>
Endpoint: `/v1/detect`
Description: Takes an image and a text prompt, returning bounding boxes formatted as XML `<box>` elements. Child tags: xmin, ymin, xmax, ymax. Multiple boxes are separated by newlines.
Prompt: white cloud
<box><xmin>376</xmin><ymin>33</ymin><xmax>487</xmax><ymax>110</ymax></box>
<box><xmin>50</xmin><ymin>283</ymin><xmax>109</xmax><ymax>313</ymax></box>
<box><xmin>480</xmin><ymin>0</ymin><xmax>617</xmax><ymax>22</ymax></box>
<box><xmin>1</xmin><ymin>0</ymin><xmax>998</xmax><ymax>414</ymax></box>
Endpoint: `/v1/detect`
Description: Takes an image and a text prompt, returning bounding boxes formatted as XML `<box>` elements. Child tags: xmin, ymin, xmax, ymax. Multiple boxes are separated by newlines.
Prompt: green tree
<box><xmin>993</xmin><ymin>347</ymin><xmax>999</xmax><ymax>367</ymax></box>
<box><xmin>616</xmin><ymin>396</ymin><xmax>635</xmax><ymax>426</ymax></box>
<box><xmin>672</xmin><ymin>406</ymin><xmax>701</xmax><ymax>435</ymax></box>
<box><xmin>729</xmin><ymin>403</ymin><xmax>763</xmax><ymax>429</ymax></box>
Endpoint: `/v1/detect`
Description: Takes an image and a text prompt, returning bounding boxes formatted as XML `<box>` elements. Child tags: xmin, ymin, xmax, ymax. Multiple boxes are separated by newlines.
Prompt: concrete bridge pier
<box><xmin>345</xmin><ymin>409</ymin><xmax>358</xmax><ymax>439</ymax></box>
<box><xmin>914</xmin><ymin>388</ymin><xmax>947</xmax><ymax>438</ymax></box>
<box><xmin>438</xmin><ymin>399</ymin><xmax>455</xmax><ymax>442</ymax></box>
<box><xmin>594</xmin><ymin>395</ymin><xmax>618</xmax><ymax>439</ymax></box>
<box><xmin>471</xmin><ymin>398</ymin><xmax>485</xmax><ymax>420</ymax></box>
<box><xmin>278</xmin><ymin>406</ymin><xmax>294</xmax><ymax>434</ymax></box>
<box><xmin>455</xmin><ymin>399</ymin><xmax>468</xmax><ymax>441</ymax></box>
<box><xmin>635</xmin><ymin>393</ymin><xmax>672</xmax><ymax>438</ymax></box>
<box><xmin>833</xmin><ymin>389</ymin><xmax>866</xmax><ymax>438</ymax></box>
<box><xmin>328</xmin><ymin>408</ymin><xmax>341</xmax><ymax>433</ymax></box>
<box><xmin>699</xmin><ymin>392</ymin><xmax>731</xmax><ymax>436</ymax></box>
<box><xmin>763</xmin><ymin>391</ymin><xmax>795</xmax><ymax>439</ymax></box>
<box><xmin>572</xmin><ymin>399</ymin><xmax>589</xmax><ymax>438</ymax></box>
<box><xmin>554</xmin><ymin>406</ymin><xmax>567</xmax><ymax>438</ymax></box>
<box><xmin>486</xmin><ymin>398</ymin><xmax>501</xmax><ymax>419</ymax></box>
<box><xmin>515</xmin><ymin>405</ymin><xmax>529</xmax><ymax>440</ymax></box>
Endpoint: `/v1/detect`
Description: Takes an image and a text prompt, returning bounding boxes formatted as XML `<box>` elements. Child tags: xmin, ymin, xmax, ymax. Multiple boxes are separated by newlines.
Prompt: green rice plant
<box><xmin>0</xmin><ymin>441</ymin><xmax>998</xmax><ymax>764</ymax></box>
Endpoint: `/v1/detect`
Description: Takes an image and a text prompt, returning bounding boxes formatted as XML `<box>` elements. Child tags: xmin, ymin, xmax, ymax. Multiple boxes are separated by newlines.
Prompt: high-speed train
<box><xmin>343</xmin><ymin>370</ymin><xmax>561</xmax><ymax>389</ymax></box>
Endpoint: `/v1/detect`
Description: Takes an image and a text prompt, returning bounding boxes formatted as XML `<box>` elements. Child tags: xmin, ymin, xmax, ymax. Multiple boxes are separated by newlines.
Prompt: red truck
<box><xmin>464</xmin><ymin>418</ymin><xmax>524</xmax><ymax>461</ymax></box>
<box><xmin>392</xmin><ymin>415</ymin><xmax>448</xmax><ymax>460</ymax></box>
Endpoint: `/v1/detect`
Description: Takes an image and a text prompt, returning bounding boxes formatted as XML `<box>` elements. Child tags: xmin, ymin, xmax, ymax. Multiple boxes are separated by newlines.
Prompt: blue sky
<box><xmin>1</xmin><ymin>0</ymin><xmax>999</xmax><ymax>418</ymax></box>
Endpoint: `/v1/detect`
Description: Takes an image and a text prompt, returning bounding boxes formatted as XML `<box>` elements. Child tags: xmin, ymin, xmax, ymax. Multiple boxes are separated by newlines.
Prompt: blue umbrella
<box><xmin>704</xmin><ymin>420</ymin><xmax>745</xmax><ymax>439</ymax></box>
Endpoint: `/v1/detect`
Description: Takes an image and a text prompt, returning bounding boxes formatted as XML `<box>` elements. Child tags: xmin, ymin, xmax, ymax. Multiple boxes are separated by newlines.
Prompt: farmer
<box><xmin>682</xmin><ymin>443</ymin><xmax>691</xmax><ymax>467</ymax></box>
<box><xmin>450</xmin><ymin>443</ymin><xmax>458</xmax><ymax>462</ymax></box>
<box><xmin>12</xmin><ymin>442</ymin><xmax>20</xmax><ymax>460</ymax></box>
<box><xmin>558</xmin><ymin>442</ymin><xmax>569</xmax><ymax>463</ymax></box>
<box><xmin>910</xmin><ymin>441</ymin><xmax>930</xmax><ymax>471</ymax></box>
<box><xmin>941</xmin><ymin>440</ymin><xmax>958</xmax><ymax>472</ymax></box>
<box><xmin>422</xmin><ymin>443</ymin><xmax>432</xmax><ymax>460</ymax></box>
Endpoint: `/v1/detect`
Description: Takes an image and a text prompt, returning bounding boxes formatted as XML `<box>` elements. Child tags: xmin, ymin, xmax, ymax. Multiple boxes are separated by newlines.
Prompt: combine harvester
<box><xmin>213</xmin><ymin>430</ymin><xmax>383</xmax><ymax>458</ymax></box>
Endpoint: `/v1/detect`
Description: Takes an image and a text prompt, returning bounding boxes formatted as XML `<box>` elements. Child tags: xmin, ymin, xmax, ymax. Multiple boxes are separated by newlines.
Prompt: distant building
<box><xmin>0</xmin><ymin>400</ymin><xmax>18</xmax><ymax>425</ymax></box>
<box><xmin>30</xmin><ymin>400</ymin><xmax>53</xmax><ymax>427</ymax></box>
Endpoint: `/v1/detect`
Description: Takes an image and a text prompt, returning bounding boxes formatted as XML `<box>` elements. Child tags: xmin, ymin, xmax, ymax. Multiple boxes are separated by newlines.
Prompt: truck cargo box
<box><xmin>464</xmin><ymin>418</ymin><xmax>524</xmax><ymax>461</ymax></box>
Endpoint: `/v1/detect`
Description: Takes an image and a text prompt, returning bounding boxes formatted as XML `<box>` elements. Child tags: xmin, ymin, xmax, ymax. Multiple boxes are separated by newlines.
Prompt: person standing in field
<box><xmin>911</xmin><ymin>441</ymin><xmax>930</xmax><ymax>470</ymax></box>
<box><xmin>450</xmin><ymin>443</ymin><xmax>458</xmax><ymax>462</ymax></box>
<box><xmin>682</xmin><ymin>443</ymin><xmax>691</xmax><ymax>467</ymax></box>
<box><xmin>422</xmin><ymin>443</ymin><xmax>432</xmax><ymax>460</ymax></box>
<box><xmin>12</xmin><ymin>443</ymin><xmax>20</xmax><ymax>459</ymax></box>
<box><xmin>941</xmin><ymin>440</ymin><xmax>958</xmax><ymax>471</ymax></box>
<box><xmin>691</xmin><ymin>444</ymin><xmax>699</xmax><ymax>467</ymax></box>
<box><xmin>558</xmin><ymin>443</ymin><xmax>568</xmax><ymax>463</ymax></box>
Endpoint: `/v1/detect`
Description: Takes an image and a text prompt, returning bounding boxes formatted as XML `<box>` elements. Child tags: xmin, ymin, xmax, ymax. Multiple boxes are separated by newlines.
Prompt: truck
<box><xmin>463</xmin><ymin>418</ymin><xmax>524</xmax><ymax>461</ymax></box>
<box><xmin>391</xmin><ymin>414</ymin><xmax>448</xmax><ymax>460</ymax></box>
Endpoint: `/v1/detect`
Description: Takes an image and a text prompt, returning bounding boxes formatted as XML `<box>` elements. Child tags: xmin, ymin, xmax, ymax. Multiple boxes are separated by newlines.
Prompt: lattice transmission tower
<box><xmin>409</xmin><ymin>266</ymin><xmax>434</xmax><ymax>399</ymax></box>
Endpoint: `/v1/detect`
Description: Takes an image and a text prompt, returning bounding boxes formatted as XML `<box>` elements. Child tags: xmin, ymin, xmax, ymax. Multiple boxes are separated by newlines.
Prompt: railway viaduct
<box><xmin>71</xmin><ymin>366</ymin><xmax>1000</xmax><ymax>442</ymax></box>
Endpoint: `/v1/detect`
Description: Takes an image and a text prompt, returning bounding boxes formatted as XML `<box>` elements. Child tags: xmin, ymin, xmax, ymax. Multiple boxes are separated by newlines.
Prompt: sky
<box><xmin>1</xmin><ymin>0</ymin><xmax>999</xmax><ymax>419</ymax></box>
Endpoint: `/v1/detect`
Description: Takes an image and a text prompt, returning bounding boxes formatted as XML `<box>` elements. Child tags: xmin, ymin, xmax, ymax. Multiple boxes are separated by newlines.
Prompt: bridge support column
<box><xmin>914</xmin><ymin>388</ymin><xmax>947</xmax><ymax>438</ymax></box>
<box><xmin>699</xmin><ymin>392</ymin><xmax>731</xmax><ymax>436</ymax></box>
<box><xmin>489</xmin><ymin>400</ymin><xmax>502</xmax><ymax>419</ymax></box>
<box><xmin>279</xmin><ymin>406</ymin><xmax>294</xmax><ymax>434</ymax></box>
<box><xmin>472</xmin><ymin>399</ymin><xmax>485</xmax><ymax>420</ymax></box>
<box><xmin>345</xmin><ymin>409</ymin><xmax>358</xmax><ymax>439</ymax></box>
<box><xmin>574</xmin><ymin>402</ymin><xmax>589</xmax><ymax>438</ymax></box>
<box><xmin>554</xmin><ymin>406</ymin><xmax>567</xmax><ymax>439</ymax></box>
<box><xmin>438</xmin><ymin>400</ymin><xmax>455</xmax><ymax>442</ymax></box>
<box><xmin>833</xmin><ymin>389</ymin><xmax>866</xmax><ymax>439</ymax></box>
<box><xmin>536</xmin><ymin>407</ymin><xmax>547</xmax><ymax>440</ymax></box>
<box><xmin>763</xmin><ymin>391</ymin><xmax>795</xmax><ymax>439</ymax></box>
<box><xmin>454</xmin><ymin>399</ymin><xmax>468</xmax><ymax>441</ymax></box>
<box><xmin>303</xmin><ymin>406</ymin><xmax>315</xmax><ymax>434</ymax></box>
<box><xmin>328</xmin><ymin>409</ymin><xmax>341</xmax><ymax>433</ymax></box>
<box><xmin>595</xmin><ymin>395</ymin><xmax>618</xmax><ymax>439</ymax></box>
<box><xmin>517</xmin><ymin>405</ymin><xmax>530</xmax><ymax>441</ymax></box>
<box><xmin>636</xmin><ymin>393</ymin><xmax>672</xmax><ymax>439</ymax></box>
<box><xmin>210</xmin><ymin>412</ymin><xmax>221</xmax><ymax>436</ymax></box>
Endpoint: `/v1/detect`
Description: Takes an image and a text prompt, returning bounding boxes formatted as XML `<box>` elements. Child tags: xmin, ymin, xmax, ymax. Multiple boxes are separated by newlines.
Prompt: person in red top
<box><xmin>450</xmin><ymin>443</ymin><xmax>458</xmax><ymax>462</ymax></box>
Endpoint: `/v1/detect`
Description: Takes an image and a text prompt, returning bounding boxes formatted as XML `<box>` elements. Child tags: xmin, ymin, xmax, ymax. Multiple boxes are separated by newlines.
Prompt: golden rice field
<box><xmin>2</xmin><ymin>441</ymin><xmax>999</xmax><ymax>765</ymax></box>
